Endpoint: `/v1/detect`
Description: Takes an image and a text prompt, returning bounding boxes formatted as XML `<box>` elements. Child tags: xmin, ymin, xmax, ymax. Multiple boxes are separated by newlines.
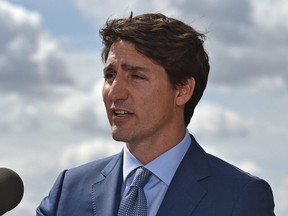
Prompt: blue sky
<box><xmin>0</xmin><ymin>0</ymin><xmax>287</xmax><ymax>215</ymax></box>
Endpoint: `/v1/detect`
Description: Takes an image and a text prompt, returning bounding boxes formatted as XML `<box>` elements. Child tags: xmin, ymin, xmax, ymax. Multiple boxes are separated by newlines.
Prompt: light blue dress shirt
<box><xmin>122</xmin><ymin>130</ymin><xmax>191</xmax><ymax>216</ymax></box>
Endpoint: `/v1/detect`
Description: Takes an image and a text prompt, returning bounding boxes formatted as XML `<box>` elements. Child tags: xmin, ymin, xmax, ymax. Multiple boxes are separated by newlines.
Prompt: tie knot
<box><xmin>131</xmin><ymin>167</ymin><xmax>151</xmax><ymax>188</ymax></box>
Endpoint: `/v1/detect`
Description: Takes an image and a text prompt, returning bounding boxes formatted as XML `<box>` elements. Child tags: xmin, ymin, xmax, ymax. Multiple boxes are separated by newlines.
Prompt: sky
<box><xmin>0</xmin><ymin>0</ymin><xmax>287</xmax><ymax>215</ymax></box>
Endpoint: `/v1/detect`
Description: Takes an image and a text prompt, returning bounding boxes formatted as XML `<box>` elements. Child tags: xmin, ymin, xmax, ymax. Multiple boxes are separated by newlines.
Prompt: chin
<box><xmin>111</xmin><ymin>131</ymin><xmax>127</xmax><ymax>142</ymax></box>
<box><xmin>112</xmin><ymin>135</ymin><xmax>123</xmax><ymax>142</ymax></box>
<box><xmin>112</xmin><ymin>131</ymin><xmax>137</xmax><ymax>144</ymax></box>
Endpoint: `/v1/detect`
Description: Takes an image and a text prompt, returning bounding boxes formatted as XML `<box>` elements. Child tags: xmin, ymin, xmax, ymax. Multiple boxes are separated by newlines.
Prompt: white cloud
<box><xmin>0</xmin><ymin>94</ymin><xmax>39</xmax><ymax>131</ymax></box>
<box><xmin>0</xmin><ymin>1</ymin><xmax>73</xmax><ymax>96</ymax></box>
<box><xmin>60</xmin><ymin>137</ymin><xmax>123</xmax><ymax>168</ymax></box>
<box><xmin>74</xmin><ymin>0</ymin><xmax>288</xmax><ymax>91</ymax></box>
<box><xmin>200</xmin><ymin>143</ymin><xmax>263</xmax><ymax>177</ymax></box>
<box><xmin>237</xmin><ymin>160</ymin><xmax>262</xmax><ymax>176</ymax></box>
<box><xmin>201</xmin><ymin>149</ymin><xmax>262</xmax><ymax>176</ymax></box>
<box><xmin>208</xmin><ymin>0</ymin><xmax>288</xmax><ymax>90</ymax></box>
<box><xmin>54</xmin><ymin>81</ymin><xmax>110</xmax><ymax>132</ymax></box>
<box><xmin>209</xmin><ymin>37</ymin><xmax>288</xmax><ymax>91</ymax></box>
<box><xmin>75</xmin><ymin>0</ymin><xmax>179</xmax><ymax>22</ymax></box>
<box><xmin>30</xmin><ymin>35</ymin><xmax>58</xmax><ymax>62</ymax></box>
<box><xmin>61</xmin><ymin>51</ymin><xmax>103</xmax><ymax>89</ymax></box>
<box><xmin>252</xmin><ymin>0</ymin><xmax>288</xmax><ymax>30</ymax></box>
<box><xmin>277</xmin><ymin>177</ymin><xmax>288</xmax><ymax>215</ymax></box>
<box><xmin>0</xmin><ymin>0</ymin><xmax>41</xmax><ymax>25</ymax></box>
<box><xmin>250</xmin><ymin>75</ymin><xmax>286</xmax><ymax>91</ymax></box>
<box><xmin>189</xmin><ymin>102</ymin><xmax>252</xmax><ymax>137</ymax></box>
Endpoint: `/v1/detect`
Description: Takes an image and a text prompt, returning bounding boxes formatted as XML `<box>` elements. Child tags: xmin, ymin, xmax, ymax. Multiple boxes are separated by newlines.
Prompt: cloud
<box><xmin>189</xmin><ymin>102</ymin><xmax>252</xmax><ymax>137</ymax></box>
<box><xmin>209</xmin><ymin>37</ymin><xmax>288</xmax><ymax>91</ymax></box>
<box><xmin>195</xmin><ymin>0</ymin><xmax>288</xmax><ymax>90</ymax></box>
<box><xmin>75</xmin><ymin>0</ymin><xmax>178</xmax><ymax>22</ymax></box>
<box><xmin>237</xmin><ymin>160</ymin><xmax>262</xmax><ymax>176</ymax></box>
<box><xmin>0</xmin><ymin>94</ymin><xmax>40</xmax><ymax>132</ymax></box>
<box><xmin>74</xmin><ymin>0</ymin><xmax>288</xmax><ymax>91</ymax></box>
<box><xmin>54</xmin><ymin>81</ymin><xmax>110</xmax><ymax>133</ymax></box>
<box><xmin>61</xmin><ymin>51</ymin><xmax>103</xmax><ymax>89</ymax></box>
<box><xmin>277</xmin><ymin>177</ymin><xmax>288</xmax><ymax>215</ymax></box>
<box><xmin>201</xmin><ymin>146</ymin><xmax>263</xmax><ymax>177</ymax></box>
<box><xmin>0</xmin><ymin>1</ymin><xmax>73</xmax><ymax>97</ymax></box>
<box><xmin>252</xmin><ymin>0</ymin><xmax>288</xmax><ymax>30</ymax></box>
<box><xmin>0</xmin><ymin>1</ymin><xmax>82</xmax><ymax>132</ymax></box>
<box><xmin>60</xmin><ymin>137</ymin><xmax>123</xmax><ymax>168</ymax></box>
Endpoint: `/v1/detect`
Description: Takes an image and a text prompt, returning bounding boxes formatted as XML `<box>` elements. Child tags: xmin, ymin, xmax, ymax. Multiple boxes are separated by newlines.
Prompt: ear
<box><xmin>175</xmin><ymin>77</ymin><xmax>195</xmax><ymax>106</ymax></box>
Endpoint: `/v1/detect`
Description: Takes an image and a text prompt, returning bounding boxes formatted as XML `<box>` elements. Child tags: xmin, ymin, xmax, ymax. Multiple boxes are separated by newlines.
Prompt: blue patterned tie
<box><xmin>118</xmin><ymin>167</ymin><xmax>152</xmax><ymax>216</ymax></box>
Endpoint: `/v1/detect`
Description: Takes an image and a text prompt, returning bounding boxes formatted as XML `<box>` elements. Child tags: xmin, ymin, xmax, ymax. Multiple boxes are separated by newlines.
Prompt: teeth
<box><xmin>115</xmin><ymin>110</ymin><xmax>128</xmax><ymax>115</ymax></box>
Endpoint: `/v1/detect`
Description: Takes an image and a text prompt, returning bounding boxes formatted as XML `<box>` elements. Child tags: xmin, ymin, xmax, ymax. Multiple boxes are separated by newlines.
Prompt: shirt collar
<box><xmin>123</xmin><ymin>130</ymin><xmax>191</xmax><ymax>186</ymax></box>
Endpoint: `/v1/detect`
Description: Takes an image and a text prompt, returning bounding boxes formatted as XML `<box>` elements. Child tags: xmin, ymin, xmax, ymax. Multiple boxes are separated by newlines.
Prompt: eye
<box><xmin>131</xmin><ymin>73</ymin><xmax>145</xmax><ymax>80</ymax></box>
<box><xmin>104</xmin><ymin>71</ymin><xmax>116</xmax><ymax>81</ymax></box>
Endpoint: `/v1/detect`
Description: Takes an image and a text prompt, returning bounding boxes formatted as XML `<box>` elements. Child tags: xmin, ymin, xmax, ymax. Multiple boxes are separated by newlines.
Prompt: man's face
<box><xmin>102</xmin><ymin>40</ymin><xmax>180</xmax><ymax>146</ymax></box>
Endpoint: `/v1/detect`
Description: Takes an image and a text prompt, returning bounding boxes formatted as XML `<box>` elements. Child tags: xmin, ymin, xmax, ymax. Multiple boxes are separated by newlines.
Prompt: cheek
<box><xmin>141</xmin><ymin>88</ymin><xmax>168</xmax><ymax>112</ymax></box>
<box><xmin>102</xmin><ymin>87</ymin><xmax>112</xmax><ymax>123</ymax></box>
<box><xmin>102</xmin><ymin>86</ymin><xmax>111</xmax><ymax>110</ymax></box>
<box><xmin>151</xmin><ymin>87</ymin><xmax>176</xmax><ymax>114</ymax></box>
<box><xmin>102</xmin><ymin>85</ymin><xmax>109</xmax><ymax>100</ymax></box>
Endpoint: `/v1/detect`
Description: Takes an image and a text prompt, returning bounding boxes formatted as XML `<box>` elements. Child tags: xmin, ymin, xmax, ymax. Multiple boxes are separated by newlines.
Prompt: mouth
<box><xmin>111</xmin><ymin>108</ymin><xmax>133</xmax><ymax>117</ymax></box>
<box><xmin>113</xmin><ymin>110</ymin><xmax>132</xmax><ymax>116</ymax></box>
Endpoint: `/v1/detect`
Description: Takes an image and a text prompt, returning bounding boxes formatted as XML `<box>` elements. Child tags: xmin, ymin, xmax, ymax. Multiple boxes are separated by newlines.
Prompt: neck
<box><xmin>126</xmin><ymin>127</ymin><xmax>186</xmax><ymax>164</ymax></box>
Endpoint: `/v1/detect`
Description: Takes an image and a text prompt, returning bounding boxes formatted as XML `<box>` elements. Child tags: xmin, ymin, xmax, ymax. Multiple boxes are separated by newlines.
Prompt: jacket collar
<box><xmin>91</xmin><ymin>152</ymin><xmax>123</xmax><ymax>216</ymax></box>
<box><xmin>156</xmin><ymin>135</ymin><xmax>211</xmax><ymax>216</ymax></box>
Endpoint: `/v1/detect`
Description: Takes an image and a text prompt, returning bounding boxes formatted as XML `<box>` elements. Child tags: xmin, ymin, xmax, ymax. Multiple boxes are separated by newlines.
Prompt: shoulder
<box><xmin>204</xmin><ymin>153</ymin><xmax>275</xmax><ymax>215</ymax></box>
<box><xmin>205</xmin><ymin>152</ymin><xmax>272</xmax><ymax>192</ymax></box>
<box><xmin>189</xmin><ymin>134</ymin><xmax>265</xmax><ymax>184</ymax></box>
<box><xmin>191</xmin><ymin>141</ymin><xmax>275</xmax><ymax>214</ymax></box>
<box><xmin>206</xmin><ymin>153</ymin><xmax>258</xmax><ymax>182</ymax></box>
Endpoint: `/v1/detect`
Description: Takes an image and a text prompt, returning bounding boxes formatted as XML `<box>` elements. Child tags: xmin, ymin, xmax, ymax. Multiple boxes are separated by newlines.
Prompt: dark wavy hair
<box><xmin>100</xmin><ymin>13</ymin><xmax>210</xmax><ymax>126</ymax></box>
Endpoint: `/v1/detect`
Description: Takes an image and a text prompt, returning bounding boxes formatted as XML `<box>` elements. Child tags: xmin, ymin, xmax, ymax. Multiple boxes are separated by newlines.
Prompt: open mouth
<box><xmin>113</xmin><ymin>110</ymin><xmax>132</xmax><ymax>117</ymax></box>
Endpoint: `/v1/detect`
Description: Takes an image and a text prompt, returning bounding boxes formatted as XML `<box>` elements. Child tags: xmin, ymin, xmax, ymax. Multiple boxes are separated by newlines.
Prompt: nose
<box><xmin>106</xmin><ymin>76</ymin><xmax>129</xmax><ymax>102</ymax></box>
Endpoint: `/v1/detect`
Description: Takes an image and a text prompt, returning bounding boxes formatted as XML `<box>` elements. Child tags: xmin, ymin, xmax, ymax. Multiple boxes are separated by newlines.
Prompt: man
<box><xmin>37</xmin><ymin>13</ymin><xmax>275</xmax><ymax>216</ymax></box>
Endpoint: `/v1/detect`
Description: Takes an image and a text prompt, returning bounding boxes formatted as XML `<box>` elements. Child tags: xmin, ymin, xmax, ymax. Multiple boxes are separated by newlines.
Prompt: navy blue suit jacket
<box><xmin>37</xmin><ymin>135</ymin><xmax>275</xmax><ymax>215</ymax></box>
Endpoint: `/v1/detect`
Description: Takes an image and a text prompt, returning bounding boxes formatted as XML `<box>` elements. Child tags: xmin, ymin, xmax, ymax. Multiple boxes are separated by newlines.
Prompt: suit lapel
<box><xmin>91</xmin><ymin>153</ymin><xmax>123</xmax><ymax>216</ymax></box>
<box><xmin>157</xmin><ymin>135</ymin><xmax>211</xmax><ymax>216</ymax></box>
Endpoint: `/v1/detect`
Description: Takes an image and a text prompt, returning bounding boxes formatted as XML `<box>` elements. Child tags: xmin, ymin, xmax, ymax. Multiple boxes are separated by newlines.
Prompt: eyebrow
<box><xmin>103</xmin><ymin>63</ymin><xmax>149</xmax><ymax>74</ymax></box>
<box><xmin>121</xmin><ymin>63</ymin><xmax>149</xmax><ymax>72</ymax></box>
<box><xmin>103</xmin><ymin>64</ymin><xmax>113</xmax><ymax>74</ymax></box>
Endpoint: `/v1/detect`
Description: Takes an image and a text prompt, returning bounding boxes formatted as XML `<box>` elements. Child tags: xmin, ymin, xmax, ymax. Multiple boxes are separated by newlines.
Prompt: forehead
<box><xmin>106</xmin><ymin>40</ymin><xmax>155</xmax><ymax>67</ymax></box>
<box><xmin>109</xmin><ymin>40</ymin><xmax>136</xmax><ymax>54</ymax></box>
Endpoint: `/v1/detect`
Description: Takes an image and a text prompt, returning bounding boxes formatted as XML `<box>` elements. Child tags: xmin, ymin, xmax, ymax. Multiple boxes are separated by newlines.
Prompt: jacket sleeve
<box><xmin>232</xmin><ymin>179</ymin><xmax>275</xmax><ymax>216</ymax></box>
<box><xmin>36</xmin><ymin>170</ymin><xmax>67</xmax><ymax>216</ymax></box>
